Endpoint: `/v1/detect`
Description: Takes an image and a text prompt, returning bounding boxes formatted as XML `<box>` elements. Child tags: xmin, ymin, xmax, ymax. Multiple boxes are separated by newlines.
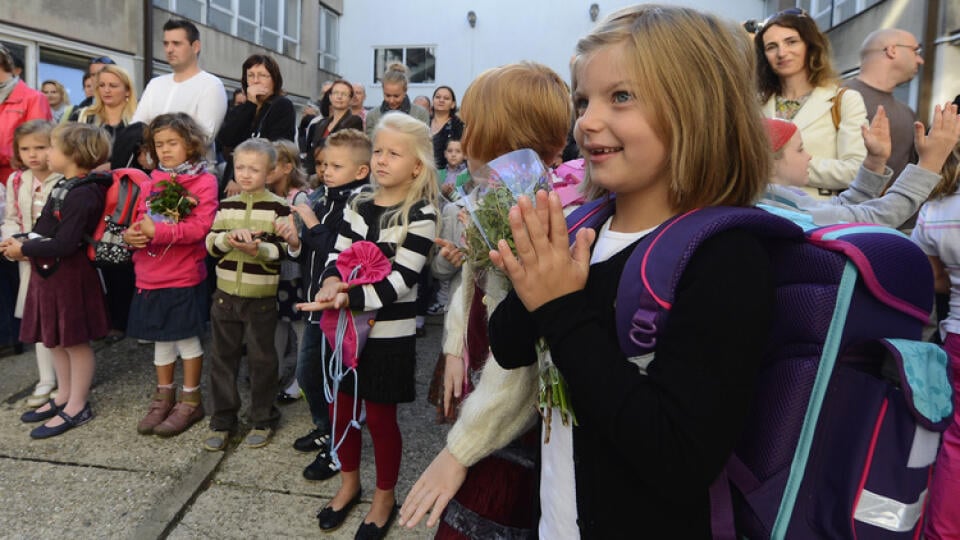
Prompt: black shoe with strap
<box><xmin>354</xmin><ymin>505</ymin><xmax>399</xmax><ymax>540</ymax></box>
<box><xmin>317</xmin><ymin>490</ymin><xmax>362</xmax><ymax>531</ymax></box>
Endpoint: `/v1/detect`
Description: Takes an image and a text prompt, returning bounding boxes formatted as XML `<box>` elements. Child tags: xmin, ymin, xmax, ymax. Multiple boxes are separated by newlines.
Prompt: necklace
<box><xmin>774</xmin><ymin>92</ymin><xmax>812</xmax><ymax>121</ymax></box>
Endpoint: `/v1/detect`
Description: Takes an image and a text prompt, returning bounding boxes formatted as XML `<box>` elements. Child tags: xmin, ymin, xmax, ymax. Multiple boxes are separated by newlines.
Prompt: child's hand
<box><xmin>227</xmin><ymin>229</ymin><xmax>261</xmax><ymax>256</ymax></box>
<box><xmin>138</xmin><ymin>215</ymin><xmax>156</xmax><ymax>239</ymax></box>
<box><xmin>442</xmin><ymin>354</ymin><xmax>465</xmax><ymax>416</ymax></box>
<box><xmin>123</xmin><ymin>222</ymin><xmax>149</xmax><ymax>249</ymax></box>
<box><xmin>296</xmin><ymin>279</ymin><xmax>349</xmax><ymax>311</ymax></box>
<box><xmin>228</xmin><ymin>229</ymin><xmax>256</xmax><ymax>243</ymax></box>
<box><xmin>224</xmin><ymin>180</ymin><xmax>242</xmax><ymax>197</ymax></box>
<box><xmin>275</xmin><ymin>215</ymin><xmax>300</xmax><ymax>250</ymax></box>
<box><xmin>399</xmin><ymin>448</ymin><xmax>468</xmax><ymax>529</ymax></box>
<box><xmin>434</xmin><ymin>238</ymin><xmax>466</xmax><ymax>268</ymax></box>
<box><xmin>490</xmin><ymin>191</ymin><xmax>596</xmax><ymax>312</ymax></box>
<box><xmin>0</xmin><ymin>238</ymin><xmax>25</xmax><ymax>260</ymax></box>
<box><xmin>861</xmin><ymin>105</ymin><xmax>891</xmax><ymax>173</ymax></box>
<box><xmin>916</xmin><ymin>102</ymin><xmax>960</xmax><ymax>174</ymax></box>
<box><xmin>316</xmin><ymin>277</ymin><xmax>348</xmax><ymax>303</ymax></box>
<box><xmin>291</xmin><ymin>203</ymin><xmax>320</xmax><ymax>228</ymax></box>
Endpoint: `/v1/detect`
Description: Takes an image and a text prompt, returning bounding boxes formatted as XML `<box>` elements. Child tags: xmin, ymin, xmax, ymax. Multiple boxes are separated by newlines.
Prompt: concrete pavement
<box><xmin>0</xmin><ymin>316</ymin><xmax>448</xmax><ymax>539</ymax></box>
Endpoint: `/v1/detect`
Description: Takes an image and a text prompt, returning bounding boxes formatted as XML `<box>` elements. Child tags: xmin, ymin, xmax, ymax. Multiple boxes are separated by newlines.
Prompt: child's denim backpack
<box><xmin>567</xmin><ymin>199</ymin><xmax>953</xmax><ymax>539</ymax></box>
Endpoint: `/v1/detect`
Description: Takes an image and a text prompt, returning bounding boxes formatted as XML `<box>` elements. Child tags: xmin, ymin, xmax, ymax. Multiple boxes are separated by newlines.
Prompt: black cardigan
<box><xmin>489</xmin><ymin>228</ymin><xmax>773</xmax><ymax>539</ymax></box>
<box><xmin>216</xmin><ymin>95</ymin><xmax>296</xmax><ymax>189</ymax></box>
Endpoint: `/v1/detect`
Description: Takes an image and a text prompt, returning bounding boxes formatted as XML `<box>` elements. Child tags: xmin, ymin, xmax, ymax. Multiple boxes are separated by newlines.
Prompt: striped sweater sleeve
<box><xmin>322</xmin><ymin>202</ymin><xmax>437</xmax><ymax>312</ymax></box>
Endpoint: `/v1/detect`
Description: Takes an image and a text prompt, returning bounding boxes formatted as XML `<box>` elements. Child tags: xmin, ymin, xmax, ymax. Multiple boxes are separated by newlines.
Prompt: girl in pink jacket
<box><xmin>123</xmin><ymin>113</ymin><xmax>218</xmax><ymax>438</ymax></box>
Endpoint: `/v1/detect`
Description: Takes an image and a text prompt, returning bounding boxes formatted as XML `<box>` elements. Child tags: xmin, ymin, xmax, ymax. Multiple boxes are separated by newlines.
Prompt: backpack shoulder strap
<box><xmin>565</xmin><ymin>195</ymin><xmax>615</xmax><ymax>242</ymax></box>
<box><xmin>831</xmin><ymin>87</ymin><xmax>848</xmax><ymax>131</ymax></box>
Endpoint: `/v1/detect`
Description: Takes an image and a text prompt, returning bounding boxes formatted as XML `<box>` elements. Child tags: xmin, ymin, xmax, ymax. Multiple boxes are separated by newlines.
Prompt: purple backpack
<box><xmin>567</xmin><ymin>199</ymin><xmax>953</xmax><ymax>539</ymax></box>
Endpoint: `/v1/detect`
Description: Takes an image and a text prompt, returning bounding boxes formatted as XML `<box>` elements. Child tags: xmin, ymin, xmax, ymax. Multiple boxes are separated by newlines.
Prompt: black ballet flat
<box><xmin>354</xmin><ymin>504</ymin><xmax>399</xmax><ymax>540</ymax></box>
<box><xmin>317</xmin><ymin>490</ymin><xmax>362</xmax><ymax>531</ymax></box>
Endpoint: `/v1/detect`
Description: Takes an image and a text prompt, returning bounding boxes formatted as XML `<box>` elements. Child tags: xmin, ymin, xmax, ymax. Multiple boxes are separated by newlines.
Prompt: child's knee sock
<box><xmin>35</xmin><ymin>343</ymin><xmax>57</xmax><ymax>390</ymax></box>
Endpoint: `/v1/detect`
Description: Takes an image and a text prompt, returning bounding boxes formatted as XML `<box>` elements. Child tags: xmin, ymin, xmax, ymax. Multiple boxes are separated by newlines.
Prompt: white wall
<box><xmin>339</xmin><ymin>0</ymin><xmax>765</xmax><ymax>108</ymax></box>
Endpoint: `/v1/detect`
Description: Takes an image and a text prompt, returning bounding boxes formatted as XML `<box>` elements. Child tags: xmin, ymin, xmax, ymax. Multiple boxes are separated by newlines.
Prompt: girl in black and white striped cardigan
<box><xmin>299</xmin><ymin>112</ymin><xmax>439</xmax><ymax>537</ymax></box>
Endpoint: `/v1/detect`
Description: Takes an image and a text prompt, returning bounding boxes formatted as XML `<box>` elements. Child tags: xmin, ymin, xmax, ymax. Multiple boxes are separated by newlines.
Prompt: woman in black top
<box><xmin>217</xmin><ymin>54</ymin><xmax>295</xmax><ymax>196</ymax></box>
<box><xmin>429</xmin><ymin>86</ymin><xmax>464</xmax><ymax>169</ymax></box>
<box><xmin>303</xmin><ymin>79</ymin><xmax>363</xmax><ymax>173</ymax></box>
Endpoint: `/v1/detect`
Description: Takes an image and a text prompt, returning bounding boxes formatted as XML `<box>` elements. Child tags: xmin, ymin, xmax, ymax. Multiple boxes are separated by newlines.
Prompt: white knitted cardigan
<box><xmin>443</xmin><ymin>262</ymin><xmax>540</xmax><ymax>467</ymax></box>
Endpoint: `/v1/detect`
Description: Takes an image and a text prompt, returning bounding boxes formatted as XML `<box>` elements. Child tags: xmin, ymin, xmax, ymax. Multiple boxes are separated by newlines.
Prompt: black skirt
<box><xmin>336</xmin><ymin>336</ymin><xmax>417</xmax><ymax>403</ymax></box>
<box><xmin>127</xmin><ymin>282</ymin><xmax>207</xmax><ymax>341</ymax></box>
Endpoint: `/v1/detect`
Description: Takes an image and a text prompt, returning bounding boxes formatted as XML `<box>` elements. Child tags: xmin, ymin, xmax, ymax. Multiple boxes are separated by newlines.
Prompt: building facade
<box><xmin>0</xmin><ymin>0</ymin><xmax>342</xmax><ymax>109</ymax></box>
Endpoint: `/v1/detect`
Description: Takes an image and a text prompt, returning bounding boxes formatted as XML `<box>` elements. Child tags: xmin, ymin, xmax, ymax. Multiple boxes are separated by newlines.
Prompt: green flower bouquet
<box><xmin>146</xmin><ymin>180</ymin><xmax>198</xmax><ymax>223</ymax></box>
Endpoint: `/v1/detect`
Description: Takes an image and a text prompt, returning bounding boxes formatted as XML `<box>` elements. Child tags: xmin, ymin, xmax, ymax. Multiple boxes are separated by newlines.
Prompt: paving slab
<box><xmin>0</xmin><ymin>457</ymin><xmax>176</xmax><ymax>539</ymax></box>
<box><xmin>168</xmin><ymin>483</ymin><xmax>431</xmax><ymax>539</ymax></box>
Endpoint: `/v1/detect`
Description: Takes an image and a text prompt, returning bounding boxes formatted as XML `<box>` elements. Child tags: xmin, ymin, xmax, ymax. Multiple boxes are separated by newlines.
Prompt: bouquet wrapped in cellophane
<box><xmin>459</xmin><ymin>148</ymin><xmax>576</xmax><ymax>442</ymax></box>
<box><xmin>460</xmin><ymin>149</ymin><xmax>552</xmax><ymax>270</ymax></box>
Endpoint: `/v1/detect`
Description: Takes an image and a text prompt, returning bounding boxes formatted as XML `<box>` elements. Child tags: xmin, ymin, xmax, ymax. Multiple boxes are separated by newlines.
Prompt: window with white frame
<box><xmin>373</xmin><ymin>46</ymin><xmax>435</xmax><ymax>84</ymax></box>
<box><xmin>317</xmin><ymin>4</ymin><xmax>339</xmax><ymax>74</ymax></box>
<box><xmin>152</xmin><ymin>0</ymin><xmax>300</xmax><ymax>58</ymax></box>
<box><xmin>794</xmin><ymin>0</ymin><xmax>883</xmax><ymax>30</ymax></box>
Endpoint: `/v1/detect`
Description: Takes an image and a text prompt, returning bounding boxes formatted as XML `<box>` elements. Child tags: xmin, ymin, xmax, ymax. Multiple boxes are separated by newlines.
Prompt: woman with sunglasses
<box><xmin>756</xmin><ymin>9</ymin><xmax>867</xmax><ymax>198</ymax></box>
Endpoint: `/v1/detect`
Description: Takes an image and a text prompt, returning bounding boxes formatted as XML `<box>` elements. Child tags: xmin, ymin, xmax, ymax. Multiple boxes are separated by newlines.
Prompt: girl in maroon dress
<box><xmin>0</xmin><ymin>123</ymin><xmax>112</xmax><ymax>439</ymax></box>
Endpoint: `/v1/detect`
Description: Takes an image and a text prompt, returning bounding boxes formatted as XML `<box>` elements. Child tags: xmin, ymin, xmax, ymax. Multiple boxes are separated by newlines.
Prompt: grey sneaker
<box><xmin>244</xmin><ymin>427</ymin><xmax>273</xmax><ymax>448</ymax></box>
<box><xmin>202</xmin><ymin>429</ymin><xmax>231</xmax><ymax>451</ymax></box>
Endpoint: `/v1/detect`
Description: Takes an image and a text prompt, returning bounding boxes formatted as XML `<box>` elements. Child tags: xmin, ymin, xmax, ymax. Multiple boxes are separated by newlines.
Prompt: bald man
<box><xmin>844</xmin><ymin>28</ymin><xmax>924</xmax><ymax>178</ymax></box>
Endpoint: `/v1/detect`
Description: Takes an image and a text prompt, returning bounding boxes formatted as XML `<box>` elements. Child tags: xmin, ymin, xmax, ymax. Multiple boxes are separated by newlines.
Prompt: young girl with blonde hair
<box><xmin>403</xmin><ymin>5</ymin><xmax>773</xmax><ymax>537</ymax></box>
<box><xmin>2</xmin><ymin>120</ymin><xmax>63</xmax><ymax>407</ymax></box>
<box><xmin>298</xmin><ymin>112</ymin><xmax>438</xmax><ymax>538</ymax></box>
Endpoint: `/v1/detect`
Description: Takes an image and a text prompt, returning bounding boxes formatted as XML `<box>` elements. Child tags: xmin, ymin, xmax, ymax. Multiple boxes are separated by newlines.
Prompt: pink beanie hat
<box><xmin>764</xmin><ymin>118</ymin><xmax>798</xmax><ymax>152</ymax></box>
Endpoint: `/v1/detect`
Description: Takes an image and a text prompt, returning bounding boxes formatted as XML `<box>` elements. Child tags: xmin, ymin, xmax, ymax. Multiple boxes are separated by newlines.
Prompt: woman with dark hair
<box><xmin>303</xmin><ymin>79</ymin><xmax>362</xmax><ymax>172</ymax></box>
<box><xmin>216</xmin><ymin>54</ymin><xmax>295</xmax><ymax>196</ymax></box>
<box><xmin>430</xmin><ymin>86</ymin><xmax>464</xmax><ymax>170</ymax></box>
<box><xmin>756</xmin><ymin>9</ymin><xmax>867</xmax><ymax>196</ymax></box>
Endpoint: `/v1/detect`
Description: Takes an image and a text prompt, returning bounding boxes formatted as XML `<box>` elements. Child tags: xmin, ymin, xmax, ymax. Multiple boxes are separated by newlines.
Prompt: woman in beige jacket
<box><xmin>756</xmin><ymin>9</ymin><xmax>867</xmax><ymax>197</ymax></box>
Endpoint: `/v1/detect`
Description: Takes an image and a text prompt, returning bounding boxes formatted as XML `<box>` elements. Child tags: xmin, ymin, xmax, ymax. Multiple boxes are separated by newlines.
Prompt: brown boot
<box><xmin>137</xmin><ymin>386</ymin><xmax>175</xmax><ymax>435</ymax></box>
<box><xmin>153</xmin><ymin>389</ymin><xmax>205</xmax><ymax>437</ymax></box>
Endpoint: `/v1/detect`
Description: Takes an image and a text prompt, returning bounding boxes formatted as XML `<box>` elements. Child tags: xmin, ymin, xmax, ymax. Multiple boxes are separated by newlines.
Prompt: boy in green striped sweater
<box><xmin>203</xmin><ymin>138</ymin><xmax>301</xmax><ymax>451</ymax></box>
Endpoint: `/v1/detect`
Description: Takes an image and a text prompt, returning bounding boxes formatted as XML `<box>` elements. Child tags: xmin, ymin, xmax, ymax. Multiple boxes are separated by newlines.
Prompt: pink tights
<box><xmin>926</xmin><ymin>332</ymin><xmax>960</xmax><ymax>539</ymax></box>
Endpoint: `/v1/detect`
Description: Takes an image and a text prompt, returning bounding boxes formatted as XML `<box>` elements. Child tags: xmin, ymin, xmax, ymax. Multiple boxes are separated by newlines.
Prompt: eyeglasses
<box><xmin>887</xmin><ymin>43</ymin><xmax>923</xmax><ymax>56</ymax></box>
<box><xmin>246</xmin><ymin>72</ymin><xmax>272</xmax><ymax>81</ymax></box>
<box><xmin>89</xmin><ymin>56</ymin><xmax>116</xmax><ymax>65</ymax></box>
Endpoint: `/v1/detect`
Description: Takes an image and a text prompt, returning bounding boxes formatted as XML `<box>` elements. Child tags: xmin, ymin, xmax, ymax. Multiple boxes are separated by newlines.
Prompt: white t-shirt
<box><xmin>538</xmin><ymin>217</ymin><xmax>654</xmax><ymax>540</ymax></box>
<box><xmin>132</xmin><ymin>70</ymin><xmax>226</xmax><ymax>161</ymax></box>
<box><xmin>911</xmin><ymin>193</ymin><xmax>960</xmax><ymax>337</ymax></box>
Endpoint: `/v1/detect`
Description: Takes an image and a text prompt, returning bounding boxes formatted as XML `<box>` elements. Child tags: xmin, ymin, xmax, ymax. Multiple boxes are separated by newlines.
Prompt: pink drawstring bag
<box><xmin>320</xmin><ymin>240</ymin><xmax>392</xmax><ymax>369</ymax></box>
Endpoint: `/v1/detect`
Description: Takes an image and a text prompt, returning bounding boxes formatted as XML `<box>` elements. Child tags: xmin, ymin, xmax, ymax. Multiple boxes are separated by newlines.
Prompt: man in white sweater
<box><xmin>132</xmin><ymin>18</ymin><xmax>226</xmax><ymax>162</ymax></box>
